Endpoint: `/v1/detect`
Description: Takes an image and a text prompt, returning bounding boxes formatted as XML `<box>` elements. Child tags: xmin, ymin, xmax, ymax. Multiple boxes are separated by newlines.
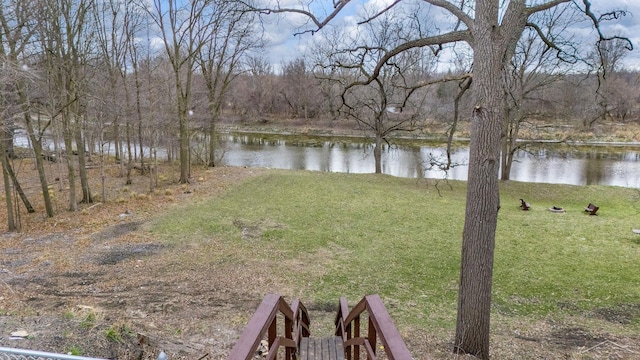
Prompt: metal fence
<box><xmin>0</xmin><ymin>347</ymin><xmax>108</xmax><ymax>360</ymax></box>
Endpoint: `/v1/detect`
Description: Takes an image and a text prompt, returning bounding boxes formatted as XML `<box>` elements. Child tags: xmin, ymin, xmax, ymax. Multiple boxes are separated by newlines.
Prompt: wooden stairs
<box><xmin>227</xmin><ymin>294</ymin><xmax>412</xmax><ymax>360</ymax></box>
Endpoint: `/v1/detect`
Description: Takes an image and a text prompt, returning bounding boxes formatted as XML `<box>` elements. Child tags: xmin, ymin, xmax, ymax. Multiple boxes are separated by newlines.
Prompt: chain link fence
<box><xmin>0</xmin><ymin>347</ymin><xmax>108</xmax><ymax>360</ymax></box>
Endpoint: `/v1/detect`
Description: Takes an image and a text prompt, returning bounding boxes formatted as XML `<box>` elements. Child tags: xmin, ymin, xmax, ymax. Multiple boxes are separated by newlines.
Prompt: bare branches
<box><xmin>526</xmin><ymin>0</ymin><xmax>571</xmax><ymax>15</ymax></box>
<box><xmin>422</xmin><ymin>0</ymin><xmax>473</xmax><ymax>29</ymax></box>
<box><xmin>580</xmin><ymin>0</ymin><xmax>633</xmax><ymax>52</ymax></box>
<box><xmin>344</xmin><ymin>30</ymin><xmax>471</xmax><ymax>91</ymax></box>
<box><xmin>525</xmin><ymin>21</ymin><xmax>578</xmax><ymax>63</ymax></box>
<box><xmin>358</xmin><ymin>1</ymin><xmax>402</xmax><ymax>26</ymax></box>
<box><xmin>244</xmin><ymin>0</ymin><xmax>352</xmax><ymax>36</ymax></box>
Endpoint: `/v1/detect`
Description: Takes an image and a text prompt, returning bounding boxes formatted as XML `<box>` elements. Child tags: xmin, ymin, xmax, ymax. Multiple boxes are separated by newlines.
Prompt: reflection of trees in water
<box><xmin>217</xmin><ymin>133</ymin><xmax>640</xmax><ymax>187</ymax></box>
<box><xmin>585</xmin><ymin>151</ymin><xmax>607</xmax><ymax>186</ymax></box>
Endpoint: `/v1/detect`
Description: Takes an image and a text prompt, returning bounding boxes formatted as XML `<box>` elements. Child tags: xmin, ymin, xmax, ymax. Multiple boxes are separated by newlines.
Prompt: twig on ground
<box><xmin>1</xmin><ymin>276</ymin><xmax>16</xmax><ymax>294</ymax></box>
<box><xmin>580</xmin><ymin>340</ymin><xmax>638</xmax><ymax>354</ymax></box>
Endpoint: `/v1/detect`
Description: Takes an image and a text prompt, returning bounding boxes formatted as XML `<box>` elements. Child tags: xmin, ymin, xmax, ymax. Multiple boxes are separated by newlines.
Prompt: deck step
<box><xmin>298</xmin><ymin>336</ymin><xmax>345</xmax><ymax>360</ymax></box>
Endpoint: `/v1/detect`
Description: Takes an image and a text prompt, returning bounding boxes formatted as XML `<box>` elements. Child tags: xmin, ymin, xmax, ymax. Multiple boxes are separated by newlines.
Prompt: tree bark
<box><xmin>75</xmin><ymin>119</ymin><xmax>92</xmax><ymax>204</ymax></box>
<box><xmin>455</xmin><ymin>106</ymin><xmax>501</xmax><ymax>359</ymax></box>
<box><xmin>455</xmin><ymin>1</ymin><xmax>506</xmax><ymax>357</ymax></box>
<box><xmin>3</xmin><ymin>152</ymin><xmax>35</xmax><ymax>214</ymax></box>
<box><xmin>374</xmin><ymin>135</ymin><xmax>382</xmax><ymax>174</ymax></box>
<box><xmin>0</xmin><ymin>139</ymin><xmax>17</xmax><ymax>231</ymax></box>
<box><xmin>62</xmin><ymin>113</ymin><xmax>78</xmax><ymax>212</ymax></box>
<box><xmin>178</xmin><ymin>94</ymin><xmax>191</xmax><ymax>183</ymax></box>
<box><xmin>25</xmin><ymin>125</ymin><xmax>54</xmax><ymax>217</ymax></box>
<box><xmin>208</xmin><ymin>109</ymin><xmax>217</xmax><ymax>167</ymax></box>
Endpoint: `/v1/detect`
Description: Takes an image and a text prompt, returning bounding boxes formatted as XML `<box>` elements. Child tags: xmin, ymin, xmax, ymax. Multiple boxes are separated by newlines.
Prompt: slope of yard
<box><xmin>1</xmin><ymin>164</ymin><xmax>640</xmax><ymax>359</ymax></box>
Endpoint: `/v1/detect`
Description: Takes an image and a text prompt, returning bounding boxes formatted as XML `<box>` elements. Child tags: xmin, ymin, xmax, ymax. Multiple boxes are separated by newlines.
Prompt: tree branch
<box><xmin>422</xmin><ymin>0</ymin><xmax>473</xmax><ymax>29</ymax></box>
<box><xmin>357</xmin><ymin>0</ymin><xmax>402</xmax><ymax>25</ymax></box>
<box><xmin>525</xmin><ymin>22</ymin><xmax>577</xmax><ymax>63</ymax></box>
<box><xmin>526</xmin><ymin>0</ymin><xmax>571</xmax><ymax>16</ymax></box>
<box><xmin>580</xmin><ymin>0</ymin><xmax>633</xmax><ymax>51</ymax></box>
<box><xmin>244</xmin><ymin>0</ymin><xmax>352</xmax><ymax>36</ymax></box>
<box><xmin>345</xmin><ymin>30</ymin><xmax>472</xmax><ymax>90</ymax></box>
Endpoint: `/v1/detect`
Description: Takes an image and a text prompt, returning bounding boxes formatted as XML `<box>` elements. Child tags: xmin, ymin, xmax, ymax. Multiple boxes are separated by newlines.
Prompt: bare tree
<box><xmin>93</xmin><ymin>0</ymin><xmax>141</xmax><ymax>194</ymax></box>
<box><xmin>142</xmin><ymin>0</ymin><xmax>213</xmax><ymax>183</ymax></box>
<box><xmin>311</xmin><ymin>7</ymin><xmax>435</xmax><ymax>173</ymax></box>
<box><xmin>194</xmin><ymin>0</ymin><xmax>261</xmax><ymax>167</ymax></box>
<box><xmin>1</xmin><ymin>0</ymin><xmax>48</xmax><ymax>217</ymax></box>
<box><xmin>500</xmin><ymin>7</ymin><xmax>577</xmax><ymax>180</ymax></box>
<box><xmin>243</xmin><ymin>55</ymin><xmax>275</xmax><ymax>116</ymax></box>
<box><xmin>250</xmin><ymin>1</ymin><xmax>632</xmax><ymax>358</ymax></box>
<box><xmin>0</xmin><ymin>83</ymin><xmax>17</xmax><ymax>230</ymax></box>
<box><xmin>37</xmin><ymin>0</ymin><xmax>96</xmax><ymax>210</ymax></box>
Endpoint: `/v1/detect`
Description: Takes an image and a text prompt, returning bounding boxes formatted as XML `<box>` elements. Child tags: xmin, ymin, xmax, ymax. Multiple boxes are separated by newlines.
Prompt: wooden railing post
<box><xmin>368</xmin><ymin>316</ymin><xmax>377</xmax><ymax>358</ymax></box>
<box><xmin>335</xmin><ymin>294</ymin><xmax>412</xmax><ymax>360</ymax></box>
<box><xmin>228</xmin><ymin>294</ymin><xmax>307</xmax><ymax>360</ymax></box>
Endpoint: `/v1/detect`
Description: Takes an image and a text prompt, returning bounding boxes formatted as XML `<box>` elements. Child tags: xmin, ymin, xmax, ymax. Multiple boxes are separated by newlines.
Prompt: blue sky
<box><xmin>260</xmin><ymin>0</ymin><xmax>640</xmax><ymax>71</ymax></box>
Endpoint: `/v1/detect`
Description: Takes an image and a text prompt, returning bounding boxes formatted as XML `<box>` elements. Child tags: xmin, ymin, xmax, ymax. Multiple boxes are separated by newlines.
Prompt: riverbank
<box><xmin>216</xmin><ymin>116</ymin><xmax>640</xmax><ymax>144</ymax></box>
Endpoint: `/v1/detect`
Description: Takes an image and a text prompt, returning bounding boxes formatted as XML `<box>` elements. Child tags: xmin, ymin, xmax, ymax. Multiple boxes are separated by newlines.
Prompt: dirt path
<box><xmin>1</xmin><ymin>166</ymin><xmax>267</xmax><ymax>359</ymax></box>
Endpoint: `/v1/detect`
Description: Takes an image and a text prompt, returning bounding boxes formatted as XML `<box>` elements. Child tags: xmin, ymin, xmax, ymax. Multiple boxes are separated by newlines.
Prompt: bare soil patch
<box><xmin>1</xmin><ymin>165</ymin><xmax>268</xmax><ymax>359</ymax></box>
<box><xmin>1</xmin><ymin>163</ymin><xmax>639</xmax><ymax>359</ymax></box>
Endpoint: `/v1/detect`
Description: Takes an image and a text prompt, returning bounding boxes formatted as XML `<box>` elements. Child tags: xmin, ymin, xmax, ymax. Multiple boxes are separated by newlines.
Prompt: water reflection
<box><xmin>218</xmin><ymin>134</ymin><xmax>640</xmax><ymax>188</ymax></box>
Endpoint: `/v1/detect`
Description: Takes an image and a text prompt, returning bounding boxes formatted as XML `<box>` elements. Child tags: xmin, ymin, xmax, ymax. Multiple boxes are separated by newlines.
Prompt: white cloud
<box><xmin>263</xmin><ymin>0</ymin><xmax>640</xmax><ymax>70</ymax></box>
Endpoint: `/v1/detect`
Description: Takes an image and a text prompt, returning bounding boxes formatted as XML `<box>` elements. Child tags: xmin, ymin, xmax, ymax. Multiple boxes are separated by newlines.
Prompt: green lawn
<box><xmin>150</xmin><ymin>170</ymin><xmax>640</xmax><ymax>333</ymax></box>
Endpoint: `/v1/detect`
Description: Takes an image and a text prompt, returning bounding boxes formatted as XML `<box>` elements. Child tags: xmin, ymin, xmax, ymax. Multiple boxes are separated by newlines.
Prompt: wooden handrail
<box><xmin>335</xmin><ymin>294</ymin><xmax>412</xmax><ymax>360</ymax></box>
<box><xmin>229</xmin><ymin>294</ymin><xmax>410</xmax><ymax>360</ymax></box>
<box><xmin>228</xmin><ymin>294</ymin><xmax>310</xmax><ymax>360</ymax></box>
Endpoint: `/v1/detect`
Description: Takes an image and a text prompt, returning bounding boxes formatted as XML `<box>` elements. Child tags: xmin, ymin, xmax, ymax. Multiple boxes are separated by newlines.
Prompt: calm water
<box><xmin>218</xmin><ymin>134</ymin><xmax>640</xmax><ymax>188</ymax></box>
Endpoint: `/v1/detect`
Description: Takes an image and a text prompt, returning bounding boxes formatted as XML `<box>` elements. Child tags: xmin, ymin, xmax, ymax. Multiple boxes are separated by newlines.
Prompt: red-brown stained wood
<box><xmin>299</xmin><ymin>337</ymin><xmax>345</xmax><ymax>360</ymax></box>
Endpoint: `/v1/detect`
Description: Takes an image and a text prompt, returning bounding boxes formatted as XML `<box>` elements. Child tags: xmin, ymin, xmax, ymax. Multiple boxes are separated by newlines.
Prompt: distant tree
<box><xmin>143</xmin><ymin>0</ymin><xmax>212</xmax><ymax>183</ymax></box>
<box><xmin>501</xmin><ymin>7</ymin><xmax>576</xmax><ymax>180</ymax></box>
<box><xmin>313</xmin><ymin>6</ymin><xmax>434</xmax><ymax>173</ymax></box>
<box><xmin>194</xmin><ymin>0</ymin><xmax>261</xmax><ymax>167</ymax></box>
<box><xmin>93</xmin><ymin>0</ymin><xmax>141</xmax><ymax>194</ymax></box>
<box><xmin>233</xmin><ymin>55</ymin><xmax>276</xmax><ymax>116</ymax></box>
<box><xmin>588</xmin><ymin>37</ymin><xmax>632</xmax><ymax>127</ymax></box>
<box><xmin>281</xmin><ymin>58</ymin><xmax>320</xmax><ymax>120</ymax></box>
<box><xmin>37</xmin><ymin>0</ymin><xmax>96</xmax><ymax>210</ymax></box>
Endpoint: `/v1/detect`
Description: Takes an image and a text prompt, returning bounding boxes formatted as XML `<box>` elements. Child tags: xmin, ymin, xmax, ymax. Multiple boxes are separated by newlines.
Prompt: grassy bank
<box><xmin>149</xmin><ymin>170</ymin><xmax>640</xmax><ymax>337</ymax></box>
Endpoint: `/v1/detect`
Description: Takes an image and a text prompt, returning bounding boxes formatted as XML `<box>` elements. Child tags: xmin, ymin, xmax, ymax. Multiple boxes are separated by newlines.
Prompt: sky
<box><xmin>259</xmin><ymin>0</ymin><xmax>640</xmax><ymax>72</ymax></box>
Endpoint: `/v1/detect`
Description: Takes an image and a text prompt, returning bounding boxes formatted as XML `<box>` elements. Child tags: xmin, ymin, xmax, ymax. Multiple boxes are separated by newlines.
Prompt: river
<box><xmin>218</xmin><ymin>133</ymin><xmax>640</xmax><ymax>188</ymax></box>
<box><xmin>14</xmin><ymin>130</ymin><xmax>640</xmax><ymax>188</ymax></box>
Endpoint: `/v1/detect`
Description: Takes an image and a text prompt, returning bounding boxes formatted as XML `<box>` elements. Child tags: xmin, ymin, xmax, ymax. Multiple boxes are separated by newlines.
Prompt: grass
<box><xmin>65</xmin><ymin>346</ymin><xmax>83</xmax><ymax>356</ymax></box>
<box><xmin>150</xmin><ymin>170</ymin><xmax>640</xmax><ymax>335</ymax></box>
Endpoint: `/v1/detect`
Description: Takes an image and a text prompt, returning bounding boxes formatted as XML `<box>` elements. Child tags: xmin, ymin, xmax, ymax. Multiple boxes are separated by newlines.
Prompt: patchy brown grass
<box><xmin>1</xmin><ymin>163</ymin><xmax>271</xmax><ymax>359</ymax></box>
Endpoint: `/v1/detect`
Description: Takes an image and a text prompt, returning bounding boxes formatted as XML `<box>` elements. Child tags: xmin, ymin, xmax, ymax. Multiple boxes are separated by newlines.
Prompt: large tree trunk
<box><xmin>206</xmin><ymin>86</ymin><xmax>222</xmax><ymax>168</ymax></box>
<box><xmin>454</xmin><ymin>1</ymin><xmax>506</xmax><ymax>357</ymax></box>
<box><xmin>176</xmin><ymin>80</ymin><xmax>191</xmax><ymax>183</ymax></box>
<box><xmin>134</xmin><ymin>64</ymin><xmax>145</xmax><ymax>176</ymax></box>
<box><xmin>208</xmin><ymin>111</ymin><xmax>217</xmax><ymax>168</ymax></box>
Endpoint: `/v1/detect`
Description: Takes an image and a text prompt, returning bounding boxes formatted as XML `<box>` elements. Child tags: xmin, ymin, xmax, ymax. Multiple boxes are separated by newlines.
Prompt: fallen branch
<box><xmin>580</xmin><ymin>340</ymin><xmax>638</xmax><ymax>354</ymax></box>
